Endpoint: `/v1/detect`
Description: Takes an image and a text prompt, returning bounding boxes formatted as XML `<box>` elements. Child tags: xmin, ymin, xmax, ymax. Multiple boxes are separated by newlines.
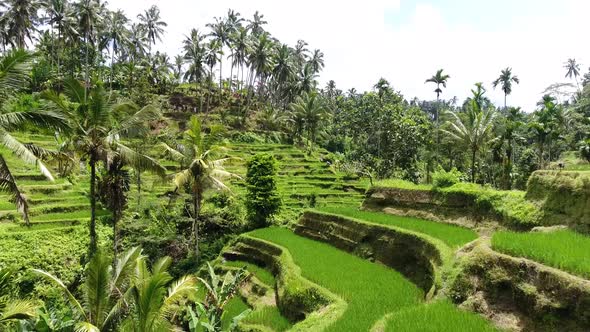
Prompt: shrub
<box><xmin>246</xmin><ymin>154</ymin><xmax>282</xmax><ymax>228</ymax></box>
<box><xmin>432</xmin><ymin>167</ymin><xmax>462</xmax><ymax>189</ymax></box>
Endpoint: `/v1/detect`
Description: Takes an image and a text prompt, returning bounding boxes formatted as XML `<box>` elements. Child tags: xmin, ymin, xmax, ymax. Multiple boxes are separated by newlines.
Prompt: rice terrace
<box><xmin>0</xmin><ymin>0</ymin><xmax>589</xmax><ymax>331</ymax></box>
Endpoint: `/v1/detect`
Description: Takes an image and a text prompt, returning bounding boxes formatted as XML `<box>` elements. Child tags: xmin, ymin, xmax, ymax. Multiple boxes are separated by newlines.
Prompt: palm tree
<box><xmin>173</xmin><ymin>54</ymin><xmax>184</xmax><ymax>83</ymax></box>
<box><xmin>120</xmin><ymin>256</ymin><xmax>196</xmax><ymax>331</ymax></box>
<box><xmin>225</xmin><ymin>9</ymin><xmax>243</xmax><ymax>90</ymax></box>
<box><xmin>160</xmin><ymin>116</ymin><xmax>238</xmax><ymax>260</ymax></box>
<box><xmin>246</xmin><ymin>11</ymin><xmax>267</xmax><ymax>37</ymax></box>
<box><xmin>373</xmin><ymin>77</ymin><xmax>391</xmax><ymax>100</ymax></box>
<box><xmin>492</xmin><ymin>67</ymin><xmax>519</xmax><ymax>108</ymax></box>
<box><xmin>182</xmin><ymin>28</ymin><xmax>206</xmax><ymax>84</ymax></box>
<box><xmin>271</xmin><ymin>44</ymin><xmax>294</xmax><ymax>105</ymax></box>
<box><xmin>42</xmin><ymin>79</ymin><xmax>166</xmax><ymax>256</ymax></box>
<box><xmin>230</xmin><ymin>26</ymin><xmax>249</xmax><ymax>90</ymax></box>
<box><xmin>309</xmin><ymin>49</ymin><xmax>324</xmax><ymax>74</ymax></box>
<box><xmin>442</xmin><ymin>84</ymin><xmax>498</xmax><ymax>182</ymax></box>
<box><xmin>34</xmin><ymin>247</ymin><xmax>144</xmax><ymax>331</ymax></box>
<box><xmin>104</xmin><ymin>9</ymin><xmax>129</xmax><ymax>88</ymax></box>
<box><xmin>0</xmin><ymin>268</ymin><xmax>36</xmax><ymax>327</ymax></box>
<box><xmin>501</xmin><ymin>107</ymin><xmax>524</xmax><ymax>189</ymax></box>
<box><xmin>289</xmin><ymin>92</ymin><xmax>330</xmax><ymax>149</ymax></box>
<box><xmin>564</xmin><ymin>58</ymin><xmax>581</xmax><ymax>90</ymax></box>
<box><xmin>207</xmin><ymin>17</ymin><xmax>229</xmax><ymax>91</ymax></box>
<box><xmin>2</xmin><ymin>0</ymin><xmax>41</xmax><ymax>48</ymax></box>
<box><xmin>75</xmin><ymin>0</ymin><xmax>105</xmax><ymax>96</ymax></box>
<box><xmin>0</xmin><ymin>50</ymin><xmax>68</xmax><ymax>225</ymax></box>
<box><xmin>425</xmin><ymin>69</ymin><xmax>450</xmax><ymax>101</ymax></box>
<box><xmin>98</xmin><ymin>155</ymin><xmax>129</xmax><ymax>257</ymax></box>
<box><xmin>530</xmin><ymin>95</ymin><xmax>560</xmax><ymax>168</ymax></box>
<box><xmin>137</xmin><ymin>5</ymin><xmax>167</xmax><ymax>53</ymax></box>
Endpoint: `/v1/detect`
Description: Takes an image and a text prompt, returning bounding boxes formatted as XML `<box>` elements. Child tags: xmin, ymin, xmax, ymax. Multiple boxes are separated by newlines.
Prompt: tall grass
<box><xmin>242</xmin><ymin>306</ymin><xmax>292</xmax><ymax>331</ymax></box>
<box><xmin>224</xmin><ymin>260</ymin><xmax>275</xmax><ymax>286</ymax></box>
<box><xmin>492</xmin><ymin>230</ymin><xmax>590</xmax><ymax>278</ymax></box>
<box><xmin>317</xmin><ymin>207</ymin><xmax>478</xmax><ymax>248</ymax></box>
<box><xmin>384</xmin><ymin>300</ymin><xmax>499</xmax><ymax>331</ymax></box>
<box><xmin>373</xmin><ymin>179</ymin><xmax>432</xmax><ymax>190</ymax></box>
<box><xmin>250</xmin><ymin>227</ymin><xmax>424</xmax><ymax>331</ymax></box>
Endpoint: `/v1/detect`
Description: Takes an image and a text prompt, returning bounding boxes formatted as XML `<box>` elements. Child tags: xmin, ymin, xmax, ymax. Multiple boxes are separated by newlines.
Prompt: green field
<box><xmin>248</xmin><ymin>227</ymin><xmax>496</xmax><ymax>331</ymax></box>
<box><xmin>317</xmin><ymin>207</ymin><xmax>478</xmax><ymax>248</ymax></box>
<box><xmin>384</xmin><ymin>300</ymin><xmax>499</xmax><ymax>332</ymax></box>
<box><xmin>492</xmin><ymin>230</ymin><xmax>590</xmax><ymax>278</ymax></box>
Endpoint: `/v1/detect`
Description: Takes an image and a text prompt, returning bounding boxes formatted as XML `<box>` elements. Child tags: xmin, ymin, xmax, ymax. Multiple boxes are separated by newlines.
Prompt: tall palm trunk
<box><xmin>219</xmin><ymin>58</ymin><xmax>223</xmax><ymax>93</ymax></box>
<box><xmin>192</xmin><ymin>186</ymin><xmax>202</xmax><ymax>261</ymax></box>
<box><xmin>89</xmin><ymin>153</ymin><xmax>98</xmax><ymax>256</ymax></box>
<box><xmin>471</xmin><ymin>146</ymin><xmax>477</xmax><ymax>183</ymax></box>
<box><xmin>84</xmin><ymin>32</ymin><xmax>90</xmax><ymax>100</ymax></box>
<box><xmin>229</xmin><ymin>61</ymin><xmax>234</xmax><ymax>92</ymax></box>
<box><xmin>110</xmin><ymin>43</ymin><xmax>115</xmax><ymax>90</ymax></box>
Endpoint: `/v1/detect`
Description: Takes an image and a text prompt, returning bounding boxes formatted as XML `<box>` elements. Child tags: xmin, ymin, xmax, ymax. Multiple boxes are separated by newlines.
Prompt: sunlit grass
<box><xmin>384</xmin><ymin>300</ymin><xmax>499</xmax><ymax>332</ymax></box>
<box><xmin>224</xmin><ymin>260</ymin><xmax>275</xmax><ymax>286</ymax></box>
<box><xmin>249</xmin><ymin>227</ymin><xmax>423</xmax><ymax>331</ymax></box>
<box><xmin>317</xmin><ymin>207</ymin><xmax>477</xmax><ymax>248</ymax></box>
<box><xmin>373</xmin><ymin>179</ymin><xmax>432</xmax><ymax>190</ymax></box>
<box><xmin>492</xmin><ymin>230</ymin><xmax>590</xmax><ymax>278</ymax></box>
<box><xmin>242</xmin><ymin>306</ymin><xmax>292</xmax><ymax>332</ymax></box>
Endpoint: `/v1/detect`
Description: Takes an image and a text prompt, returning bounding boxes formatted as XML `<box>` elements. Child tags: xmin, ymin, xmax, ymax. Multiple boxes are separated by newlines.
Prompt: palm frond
<box><xmin>160</xmin><ymin>143</ymin><xmax>185</xmax><ymax>163</ymax></box>
<box><xmin>62</xmin><ymin>78</ymin><xmax>86</xmax><ymax>104</ymax></box>
<box><xmin>0</xmin><ymin>49</ymin><xmax>34</xmax><ymax>96</ymax></box>
<box><xmin>116</xmin><ymin>143</ymin><xmax>167</xmax><ymax>178</ymax></box>
<box><xmin>33</xmin><ymin>269</ymin><xmax>87</xmax><ymax>322</ymax></box>
<box><xmin>0</xmin><ymin>300</ymin><xmax>37</xmax><ymax>322</ymax></box>
<box><xmin>0</xmin><ymin>155</ymin><xmax>30</xmax><ymax>224</ymax></box>
<box><xmin>0</xmin><ymin>129</ymin><xmax>54</xmax><ymax>181</ymax></box>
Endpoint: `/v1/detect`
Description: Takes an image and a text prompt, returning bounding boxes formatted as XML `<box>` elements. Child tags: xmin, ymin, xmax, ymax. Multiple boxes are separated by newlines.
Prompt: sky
<box><xmin>108</xmin><ymin>0</ymin><xmax>589</xmax><ymax>111</ymax></box>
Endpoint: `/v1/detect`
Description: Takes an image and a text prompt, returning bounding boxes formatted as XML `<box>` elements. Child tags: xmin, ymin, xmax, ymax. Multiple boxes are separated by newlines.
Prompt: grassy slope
<box><xmin>317</xmin><ymin>207</ymin><xmax>478</xmax><ymax>248</ymax></box>
<box><xmin>492</xmin><ymin>230</ymin><xmax>590</xmax><ymax>279</ymax></box>
<box><xmin>248</xmin><ymin>227</ymin><xmax>497</xmax><ymax>331</ymax></box>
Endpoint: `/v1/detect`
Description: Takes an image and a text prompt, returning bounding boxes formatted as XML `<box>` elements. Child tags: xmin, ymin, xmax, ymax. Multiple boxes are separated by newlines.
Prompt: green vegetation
<box><xmin>250</xmin><ymin>227</ymin><xmax>423</xmax><ymax>331</ymax></box>
<box><xmin>246</xmin><ymin>153</ymin><xmax>281</xmax><ymax>228</ymax></box>
<box><xmin>224</xmin><ymin>260</ymin><xmax>275</xmax><ymax>286</ymax></box>
<box><xmin>492</xmin><ymin>230</ymin><xmax>590</xmax><ymax>279</ymax></box>
<box><xmin>242</xmin><ymin>306</ymin><xmax>292</xmax><ymax>332</ymax></box>
<box><xmin>383</xmin><ymin>300</ymin><xmax>499</xmax><ymax>332</ymax></box>
<box><xmin>317</xmin><ymin>207</ymin><xmax>477</xmax><ymax>248</ymax></box>
<box><xmin>373</xmin><ymin>179</ymin><xmax>432</xmax><ymax>190</ymax></box>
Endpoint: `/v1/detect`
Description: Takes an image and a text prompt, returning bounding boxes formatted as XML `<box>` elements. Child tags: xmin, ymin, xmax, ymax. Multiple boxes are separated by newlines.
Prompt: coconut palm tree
<box><xmin>182</xmin><ymin>28</ymin><xmax>206</xmax><ymax>84</ymax></box>
<box><xmin>248</xmin><ymin>32</ymin><xmax>273</xmax><ymax>95</ymax></box>
<box><xmin>442</xmin><ymin>87</ymin><xmax>498</xmax><ymax>182</ymax></box>
<box><xmin>246</xmin><ymin>11</ymin><xmax>267</xmax><ymax>37</ymax></box>
<box><xmin>2</xmin><ymin>0</ymin><xmax>42</xmax><ymax>48</ymax></box>
<box><xmin>425</xmin><ymin>69</ymin><xmax>450</xmax><ymax>101</ymax></box>
<box><xmin>120</xmin><ymin>256</ymin><xmax>196</xmax><ymax>331</ymax></box>
<box><xmin>75</xmin><ymin>0</ymin><xmax>105</xmax><ymax>96</ymax></box>
<box><xmin>103</xmin><ymin>9</ymin><xmax>129</xmax><ymax>88</ymax></box>
<box><xmin>0</xmin><ymin>50</ymin><xmax>68</xmax><ymax>225</ymax></box>
<box><xmin>160</xmin><ymin>116</ymin><xmax>238</xmax><ymax>260</ymax></box>
<box><xmin>309</xmin><ymin>49</ymin><xmax>324</xmax><ymax>74</ymax></box>
<box><xmin>225</xmin><ymin>9</ymin><xmax>243</xmax><ymax>90</ymax></box>
<box><xmin>34</xmin><ymin>247</ymin><xmax>144</xmax><ymax>331</ymax></box>
<box><xmin>207</xmin><ymin>17</ymin><xmax>229</xmax><ymax>91</ymax></box>
<box><xmin>0</xmin><ymin>268</ymin><xmax>36</xmax><ymax>327</ymax></box>
<box><xmin>137</xmin><ymin>5</ymin><xmax>166</xmax><ymax>53</ymax></box>
<box><xmin>98</xmin><ymin>155</ymin><xmax>129</xmax><ymax>257</ymax></box>
<box><xmin>492</xmin><ymin>67</ymin><xmax>519</xmax><ymax>108</ymax></box>
<box><xmin>230</xmin><ymin>26</ymin><xmax>249</xmax><ymax>90</ymax></box>
<box><xmin>42</xmin><ymin>79</ymin><xmax>166</xmax><ymax>256</ymax></box>
<box><xmin>289</xmin><ymin>92</ymin><xmax>330</xmax><ymax>149</ymax></box>
<box><xmin>564</xmin><ymin>58</ymin><xmax>581</xmax><ymax>91</ymax></box>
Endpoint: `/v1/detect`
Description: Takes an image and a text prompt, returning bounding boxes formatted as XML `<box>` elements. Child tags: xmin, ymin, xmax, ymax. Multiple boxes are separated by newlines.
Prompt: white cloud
<box><xmin>108</xmin><ymin>0</ymin><xmax>589</xmax><ymax>111</ymax></box>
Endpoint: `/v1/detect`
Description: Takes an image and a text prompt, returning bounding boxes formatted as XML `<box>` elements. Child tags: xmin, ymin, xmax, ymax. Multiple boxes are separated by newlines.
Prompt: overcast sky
<box><xmin>108</xmin><ymin>0</ymin><xmax>588</xmax><ymax>111</ymax></box>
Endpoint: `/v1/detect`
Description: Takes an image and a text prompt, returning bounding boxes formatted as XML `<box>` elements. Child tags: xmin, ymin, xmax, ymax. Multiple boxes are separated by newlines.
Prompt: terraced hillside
<box><xmin>221</xmin><ymin>217</ymin><xmax>499</xmax><ymax>331</ymax></box>
<box><xmin>223</xmin><ymin>143</ymin><xmax>368</xmax><ymax>221</ymax></box>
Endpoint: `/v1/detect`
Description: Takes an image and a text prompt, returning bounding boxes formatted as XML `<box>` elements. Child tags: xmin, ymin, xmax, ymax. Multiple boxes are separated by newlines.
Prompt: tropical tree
<box><xmin>564</xmin><ymin>58</ymin><xmax>581</xmax><ymax>90</ymax></box>
<box><xmin>137</xmin><ymin>5</ymin><xmax>167</xmax><ymax>53</ymax></box>
<box><xmin>309</xmin><ymin>49</ymin><xmax>324</xmax><ymax>74</ymax></box>
<box><xmin>120</xmin><ymin>255</ymin><xmax>197</xmax><ymax>331</ymax></box>
<box><xmin>161</xmin><ymin>116</ymin><xmax>238</xmax><ymax>260</ymax></box>
<box><xmin>182</xmin><ymin>28</ymin><xmax>206</xmax><ymax>84</ymax></box>
<box><xmin>492</xmin><ymin>67</ymin><xmax>519</xmax><ymax>108</ymax></box>
<box><xmin>0</xmin><ymin>50</ymin><xmax>67</xmax><ymax>225</ymax></box>
<box><xmin>425</xmin><ymin>69</ymin><xmax>450</xmax><ymax>101</ymax></box>
<box><xmin>42</xmin><ymin>79</ymin><xmax>165</xmax><ymax>256</ymax></box>
<box><xmin>289</xmin><ymin>92</ymin><xmax>330</xmax><ymax>149</ymax></box>
<box><xmin>75</xmin><ymin>0</ymin><xmax>105</xmax><ymax>94</ymax></box>
<box><xmin>188</xmin><ymin>263</ymin><xmax>248</xmax><ymax>332</ymax></box>
<box><xmin>2</xmin><ymin>0</ymin><xmax>42</xmax><ymax>48</ymax></box>
<box><xmin>0</xmin><ymin>268</ymin><xmax>36</xmax><ymax>327</ymax></box>
<box><xmin>442</xmin><ymin>84</ymin><xmax>498</xmax><ymax>182</ymax></box>
<box><xmin>246</xmin><ymin>11</ymin><xmax>267</xmax><ymax>37</ymax></box>
<box><xmin>34</xmin><ymin>247</ymin><xmax>144</xmax><ymax>331</ymax></box>
<box><xmin>230</xmin><ymin>26</ymin><xmax>249</xmax><ymax>90</ymax></box>
<box><xmin>207</xmin><ymin>17</ymin><xmax>229</xmax><ymax>90</ymax></box>
<box><xmin>102</xmin><ymin>9</ymin><xmax>129</xmax><ymax>88</ymax></box>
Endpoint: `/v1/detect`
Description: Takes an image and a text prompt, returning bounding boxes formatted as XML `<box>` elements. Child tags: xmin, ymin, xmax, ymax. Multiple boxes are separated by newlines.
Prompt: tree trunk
<box><xmin>504</xmin><ymin>93</ymin><xmax>507</xmax><ymax>109</ymax></box>
<box><xmin>89</xmin><ymin>155</ymin><xmax>98</xmax><ymax>256</ymax></box>
<box><xmin>113</xmin><ymin>211</ymin><xmax>119</xmax><ymax>259</ymax></box>
<box><xmin>471</xmin><ymin>146</ymin><xmax>477</xmax><ymax>183</ymax></box>
<box><xmin>136</xmin><ymin>171</ymin><xmax>141</xmax><ymax>207</ymax></box>
<box><xmin>229</xmin><ymin>61</ymin><xmax>234</xmax><ymax>92</ymax></box>
<box><xmin>84</xmin><ymin>33</ymin><xmax>90</xmax><ymax>101</ymax></box>
<box><xmin>193</xmin><ymin>187</ymin><xmax>201</xmax><ymax>261</ymax></box>
<box><xmin>110</xmin><ymin>43</ymin><xmax>115</xmax><ymax>90</ymax></box>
